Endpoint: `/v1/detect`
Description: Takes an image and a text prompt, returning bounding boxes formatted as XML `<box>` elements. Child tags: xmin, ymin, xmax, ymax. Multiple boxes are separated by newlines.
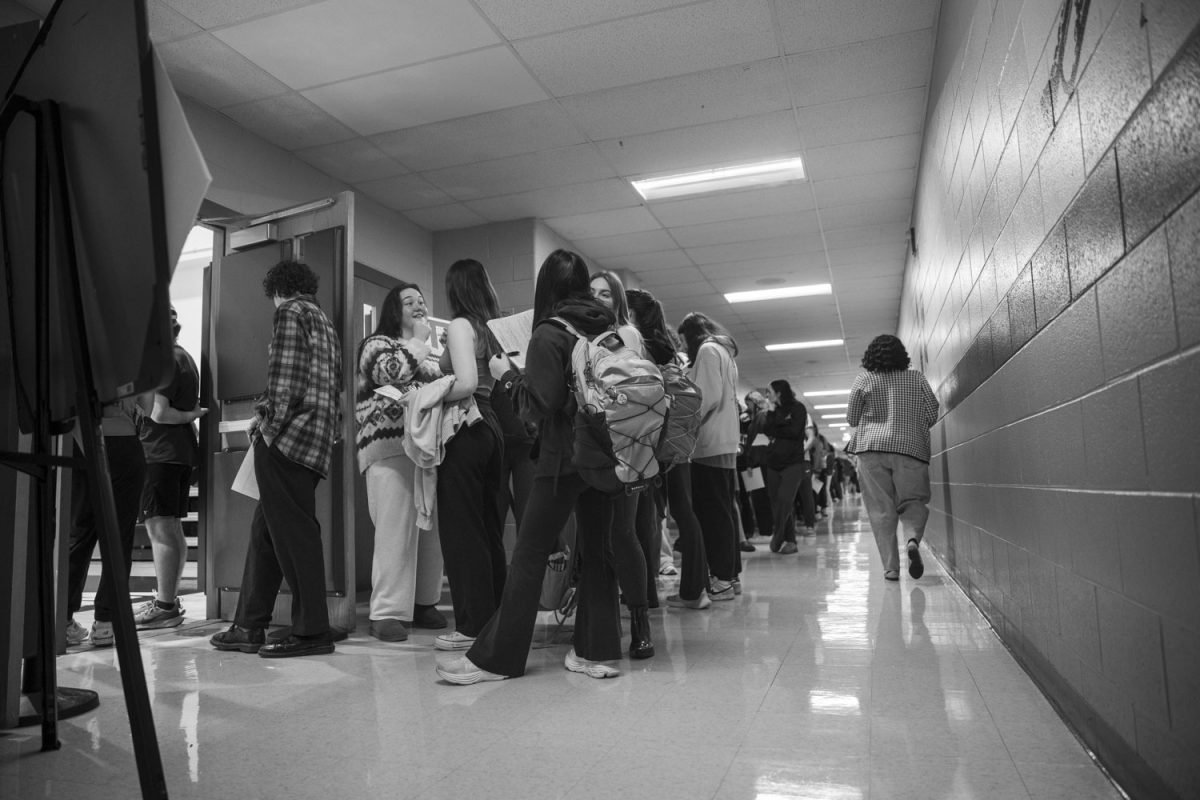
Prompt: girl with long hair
<box><xmin>846</xmin><ymin>334</ymin><xmax>939</xmax><ymax>581</ymax></box>
<box><xmin>433</xmin><ymin>259</ymin><xmax>507</xmax><ymax>652</ymax></box>
<box><xmin>437</xmin><ymin>249</ymin><xmax>624</xmax><ymax>683</ymax></box>
<box><xmin>674</xmin><ymin>312</ymin><xmax>742</xmax><ymax>603</ymax></box>
<box><xmin>761</xmin><ymin>379</ymin><xmax>809</xmax><ymax>554</ymax></box>
<box><xmin>354</xmin><ymin>282</ymin><xmax>446</xmax><ymax>642</ymax></box>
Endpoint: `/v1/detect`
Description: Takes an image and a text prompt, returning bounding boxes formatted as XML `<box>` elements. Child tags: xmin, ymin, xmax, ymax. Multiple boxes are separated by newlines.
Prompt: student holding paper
<box><xmin>354</xmin><ymin>283</ymin><xmax>446</xmax><ymax>642</ymax></box>
<box><xmin>762</xmin><ymin>379</ymin><xmax>810</xmax><ymax>554</ymax></box>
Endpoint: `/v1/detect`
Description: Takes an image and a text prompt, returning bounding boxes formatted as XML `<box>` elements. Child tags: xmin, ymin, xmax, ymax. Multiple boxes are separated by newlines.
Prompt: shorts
<box><xmin>140</xmin><ymin>463</ymin><xmax>193</xmax><ymax>520</ymax></box>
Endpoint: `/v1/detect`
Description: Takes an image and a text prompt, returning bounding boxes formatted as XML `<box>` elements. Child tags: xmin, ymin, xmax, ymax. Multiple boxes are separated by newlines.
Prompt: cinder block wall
<box><xmin>900</xmin><ymin>2</ymin><xmax>1200</xmax><ymax>797</ymax></box>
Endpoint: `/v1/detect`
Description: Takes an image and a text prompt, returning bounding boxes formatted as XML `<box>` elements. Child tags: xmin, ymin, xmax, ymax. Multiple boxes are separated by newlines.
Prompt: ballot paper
<box><xmin>231</xmin><ymin>448</ymin><xmax>258</xmax><ymax>500</ymax></box>
<box><xmin>486</xmin><ymin>309</ymin><xmax>534</xmax><ymax>370</ymax></box>
<box><xmin>750</xmin><ymin>433</ymin><xmax>769</xmax><ymax>447</ymax></box>
<box><xmin>373</xmin><ymin>384</ymin><xmax>407</xmax><ymax>403</ymax></box>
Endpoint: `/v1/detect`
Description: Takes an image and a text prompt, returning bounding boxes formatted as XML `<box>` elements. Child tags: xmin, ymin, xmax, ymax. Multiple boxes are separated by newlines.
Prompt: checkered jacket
<box><xmin>254</xmin><ymin>296</ymin><xmax>342</xmax><ymax>477</ymax></box>
<box><xmin>846</xmin><ymin>369</ymin><xmax>939</xmax><ymax>463</ymax></box>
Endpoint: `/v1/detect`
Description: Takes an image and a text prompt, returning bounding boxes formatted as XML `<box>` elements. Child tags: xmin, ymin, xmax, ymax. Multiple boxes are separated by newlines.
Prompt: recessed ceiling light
<box><xmin>725</xmin><ymin>283</ymin><xmax>831</xmax><ymax>304</ymax></box>
<box><xmin>765</xmin><ymin>339</ymin><xmax>843</xmax><ymax>352</ymax></box>
<box><xmin>814</xmin><ymin>403</ymin><xmax>847</xmax><ymax>410</ymax></box>
<box><xmin>803</xmin><ymin>389</ymin><xmax>850</xmax><ymax>397</ymax></box>
<box><xmin>631</xmin><ymin>156</ymin><xmax>805</xmax><ymax>201</ymax></box>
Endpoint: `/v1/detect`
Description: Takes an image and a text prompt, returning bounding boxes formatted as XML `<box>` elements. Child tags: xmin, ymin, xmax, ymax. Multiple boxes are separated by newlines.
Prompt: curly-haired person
<box><xmin>846</xmin><ymin>334</ymin><xmax>939</xmax><ymax>582</ymax></box>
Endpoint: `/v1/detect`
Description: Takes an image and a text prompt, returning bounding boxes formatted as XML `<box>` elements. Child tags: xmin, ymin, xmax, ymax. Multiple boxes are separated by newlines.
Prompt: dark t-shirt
<box><xmin>140</xmin><ymin>345</ymin><xmax>200</xmax><ymax>465</ymax></box>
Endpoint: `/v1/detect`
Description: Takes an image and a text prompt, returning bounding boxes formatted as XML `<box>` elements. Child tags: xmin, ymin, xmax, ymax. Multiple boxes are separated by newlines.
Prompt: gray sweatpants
<box><xmin>856</xmin><ymin>452</ymin><xmax>931</xmax><ymax>573</ymax></box>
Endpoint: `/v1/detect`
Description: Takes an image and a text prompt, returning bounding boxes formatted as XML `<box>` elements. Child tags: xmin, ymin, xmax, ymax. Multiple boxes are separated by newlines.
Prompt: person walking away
<box><xmin>210</xmin><ymin>260</ymin><xmax>342</xmax><ymax>657</ymax></box>
<box><xmin>355</xmin><ymin>282</ymin><xmax>446</xmax><ymax>643</ymax></box>
<box><xmin>846</xmin><ymin>334</ymin><xmax>939</xmax><ymax>581</ymax></box>
<box><xmin>133</xmin><ymin>306</ymin><xmax>206</xmax><ymax>629</ymax></box>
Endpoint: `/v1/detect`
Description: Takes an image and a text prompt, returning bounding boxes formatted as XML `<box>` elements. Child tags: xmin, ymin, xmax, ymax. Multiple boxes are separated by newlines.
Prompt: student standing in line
<box><xmin>846</xmin><ymin>334</ymin><xmax>939</xmax><ymax>581</ymax></box>
<box><xmin>589</xmin><ymin>270</ymin><xmax>654</xmax><ymax>658</ymax></box>
<box><xmin>210</xmin><ymin>260</ymin><xmax>341</xmax><ymax>658</ymax></box>
<box><xmin>355</xmin><ymin>283</ymin><xmax>446</xmax><ymax>643</ymax></box>
<box><xmin>627</xmin><ymin>290</ymin><xmax>713</xmax><ymax>610</ymax></box>
<box><xmin>676</xmin><ymin>313</ymin><xmax>741</xmax><ymax>602</ymax></box>
<box><xmin>761</xmin><ymin>379</ymin><xmax>808</xmax><ymax>555</ymax></box>
<box><xmin>743</xmin><ymin>390</ymin><xmax>775</xmax><ymax>538</ymax></box>
<box><xmin>133</xmin><ymin>306</ymin><xmax>206</xmax><ymax>630</ymax></box>
<box><xmin>436</xmin><ymin>249</ymin><xmax>623</xmax><ymax>684</ymax></box>
<box><xmin>433</xmin><ymin>259</ymin><xmax>506</xmax><ymax>652</ymax></box>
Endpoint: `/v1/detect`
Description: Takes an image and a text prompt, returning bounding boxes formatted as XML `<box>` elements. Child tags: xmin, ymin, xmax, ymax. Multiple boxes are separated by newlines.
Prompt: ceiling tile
<box><xmin>669</xmin><ymin>211</ymin><xmax>821</xmax><ymax>249</ymax></box>
<box><xmin>702</xmin><ymin>262</ymin><xmax>830</xmax><ymax>291</ymax></box>
<box><xmin>646</xmin><ymin>280</ymin><xmax>716</xmax><ymax>300</ymax></box>
<box><xmin>473</xmin><ymin>0</ymin><xmax>697</xmax><ymax>39</ymax></box>
<box><xmin>686</xmin><ymin>234</ymin><xmax>826</xmax><ymax>265</ymax></box>
<box><xmin>574</xmin><ymin>229</ymin><xmax>679</xmax><ymax>259</ymax></box>
<box><xmin>826</xmin><ymin>243</ymin><xmax>906</xmax><ymax>269</ymax></box>
<box><xmin>422</xmin><ymin>145</ymin><xmax>616</xmax><ymax>201</ymax></box>
<box><xmin>294</xmin><ymin>138</ymin><xmax>408</xmax><ymax>184</ymax></box>
<box><xmin>303</xmin><ymin>47</ymin><xmax>549</xmax><ymax>136</ymax></box>
<box><xmin>157</xmin><ymin>34</ymin><xmax>292</xmax><ymax>108</ymax></box>
<box><xmin>803</xmin><ymin>134</ymin><xmax>922</xmax><ymax>182</ymax></box>
<box><xmin>597</xmin><ymin>111</ymin><xmax>800</xmax><ymax>177</ymax></box>
<box><xmin>356</xmin><ymin>173</ymin><xmax>456</xmax><ymax>211</ymax></box>
<box><xmin>785</xmin><ymin>30</ymin><xmax>934</xmax><ymax>107</ymax></box>
<box><xmin>558</xmin><ymin>58</ymin><xmax>789</xmax><ymax>140</ymax></box>
<box><xmin>465</xmin><ymin>179</ymin><xmax>641</xmax><ymax>221</ymax></box>
<box><xmin>823</xmin><ymin>224</ymin><xmax>909</xmax><ymax>250</ymax></box>
<box><xmin>637</xmin><ymin>266</ymin><xmax>707</xmax><ymax>287</ymax></box>
<box><xmin>402</xmin><ymin>204</ymin><xmax>490</xmax><ymax>231</ymax></box>
<box><xmin>371</xmin><ymin>101</ymin><xmax>585</xmax><ymax>172</ymax></box>
<box><xmin>776</xmin><ymin>0</ymin><xmax>939</xmax><ymax>55</ymax></box>
<box><xmin>148</xmin><ymin>1</ymin><xmax>203</xmax><ymax>42</ymax></box>
<box><xmin>213</xmin><ymin>0</ymin><xmax>499</xmax><ymax>88</ymax></box>
<box><xmin>162</xmin><ymin>0</ymin><xmax>318</xmax><ymax>29</ymax></box>
<box><xmin>812</xmin><ymin>169</ymin><xmax>916</xmax><ymax>208</ymax></box>
<box><xmin>221</xmin><ymin>93</ymin><xmax>359</xmax><ymax>149</ymax></box>
<box><xmin>819</xmin><ymin>198</ymin><xmax>912</xmax><ymax>231</ymax></box>
<box><xmin>796</xmin><ymin>88</ymin><xmax>928</xmax><ymax>148</ymax></box>
<box><xmin>648</xmin><ymin>184</ymin><xmax>814</xmax><ymax>228</ymax></box>
<box><xmin>598</xmin><ymin>249</ymin><xmax>695</xmax><ymax>272</ymax></box>
<box><xmin>513</xmin><ymin>0</ymin><xmax>778</xmax><ymax>96</ymax></box>
<box><xmin>545</xmin><ymin>207</ymin><xmax>662</xmax><ymax>241</ymax></box>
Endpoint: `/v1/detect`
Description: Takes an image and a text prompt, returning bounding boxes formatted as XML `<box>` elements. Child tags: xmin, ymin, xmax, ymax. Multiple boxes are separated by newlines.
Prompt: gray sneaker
<box><xmin>65</xmin><ymin>619</ymin><xmax>88</xmax><ymax>645</ymax></box>
<box><xmin>89</xmin><ymin>621</ymin><xmax>114</xmax><ymax>647</ymax></box>
<box><xmin>133</xmin><ymin>598</ymin><xmax>184</xmax><ymax>629</ymax></box>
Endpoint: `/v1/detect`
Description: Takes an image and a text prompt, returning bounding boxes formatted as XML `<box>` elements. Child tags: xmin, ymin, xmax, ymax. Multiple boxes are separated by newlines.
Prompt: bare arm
<box><xmin>442</xmin><ymin>317</ymin><xmax>479</xmax><ymax>402</ymax></box>
<box><xmin>150</xmin><ymin>393</ymin><xmax>207</xmax><ymax>424</ymax></box>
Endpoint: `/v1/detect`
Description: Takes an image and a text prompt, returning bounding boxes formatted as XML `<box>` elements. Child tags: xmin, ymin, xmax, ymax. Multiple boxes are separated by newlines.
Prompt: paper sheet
<box><xmin>751</xmin><ymin>433</ymin><xmax>769</xmax><ymax>447</ymax></box>
<box><xmin>740</xmin><ymin>467</ymin><xmax>765</xmax><ymax>492</ymax></box>
<box><xmin>231</xmin><ymin>448</ymin><xmax>258</xmax><ymax>500</ymax></box>
<box><xmin>373</xmin><ymin>384</ymin><xmax>407</xmax><ymax>403</ymax></box>
<box><xmin>811</xmin><ymin>475</ymin><xmax>823</xmax><ymax>493</ymax></box>
<box><xmin>487</xmin><ymin>309</ymin><xmax>534</xmax><ymax>370</ymax></box>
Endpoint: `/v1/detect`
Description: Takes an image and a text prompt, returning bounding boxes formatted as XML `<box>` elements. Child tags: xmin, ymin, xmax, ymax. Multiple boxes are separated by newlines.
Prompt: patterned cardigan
<box><xmin>354</xmin><ymin>334</ymin><xmax>441</xmax><ymax>473</ymax></box>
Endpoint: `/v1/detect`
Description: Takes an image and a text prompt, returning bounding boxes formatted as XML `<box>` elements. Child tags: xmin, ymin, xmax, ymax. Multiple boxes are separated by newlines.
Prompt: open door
<box><xmin>201</xmin><ymin>193</ymin><xmax>357</xmax><ymax>631</ymax></box>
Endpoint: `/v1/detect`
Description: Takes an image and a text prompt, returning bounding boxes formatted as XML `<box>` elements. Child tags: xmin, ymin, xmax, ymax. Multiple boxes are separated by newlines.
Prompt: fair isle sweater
<box><xmin>355</xmin><ymin>334</ymin><xmax>441</xmax><ymax>473</ymax></box>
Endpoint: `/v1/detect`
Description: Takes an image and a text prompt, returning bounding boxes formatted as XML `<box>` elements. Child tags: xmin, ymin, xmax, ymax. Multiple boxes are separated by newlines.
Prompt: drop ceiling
<box><xmin>11</xmin><ymin>0</ymin><xmax>942</xmax><ymax>395</ymax></box>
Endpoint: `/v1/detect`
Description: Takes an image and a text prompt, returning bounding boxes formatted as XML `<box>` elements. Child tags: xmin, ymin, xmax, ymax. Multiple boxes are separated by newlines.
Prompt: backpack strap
<box><xmin>549</xmin><ymin>316</ymin><xmax>584</xmax><ymax>340</ymax></box>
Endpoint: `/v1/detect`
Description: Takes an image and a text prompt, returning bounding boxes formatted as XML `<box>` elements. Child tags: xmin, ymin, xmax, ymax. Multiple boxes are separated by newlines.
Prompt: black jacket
<box><xmin>497</xmin><ymin>298</ymin><xmax>615</xmax><ymax>479</ymax></box>
<box><xmin>763</xmin><ymin>401</ymin><xmax>808</xmax><ymax>470</ymax></box>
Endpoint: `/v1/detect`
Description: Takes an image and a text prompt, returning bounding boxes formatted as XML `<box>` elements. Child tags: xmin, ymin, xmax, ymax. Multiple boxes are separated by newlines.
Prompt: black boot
<box><xmin>629</xmin><ymin>606</ymin><xmax>655</xmax><ymax>659</ymax></box>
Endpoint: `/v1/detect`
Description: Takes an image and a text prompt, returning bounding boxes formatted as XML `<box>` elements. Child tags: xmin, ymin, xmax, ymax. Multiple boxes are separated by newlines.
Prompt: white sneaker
<box><xmin>658</xmin><ymin>562</ymin><xmax>678</xmax><ymax>576</ymax></box>
<box><xmin>666</xmin><ymin>593</ymin><xmax>711</xmax><ymax>610</ymax></box>
<box><xmin>65</xmin><ymin>619</ymin><xmax>88</xmax><ymax>646</ymax></box>
<box><xmin>434</xmin><ymin>631</ymin><xmax>475</xmax><ymax>651</ymax></box>
<box><xmin>89</xmin><ymin>621</ymin><xmax>114</xmax><ymax>647</ymax></box>
<box><xmin>709</xmin><ymin>579</ymin><xmax>735</xmax><ymax>601</ymax></box>
<box><xmin>436</xmin><ymin>656</ymin><xmax>507</xmax><ymax>685</ymax></box>
<box><xmin>133</xmin><ymin>598</ymin><xmax>184</xmax><ymax>629</ymax></box>
<box><xmin>564</xmin><ymin>648</ymin><xmax>619</xmax><ymax>679</ymax></box>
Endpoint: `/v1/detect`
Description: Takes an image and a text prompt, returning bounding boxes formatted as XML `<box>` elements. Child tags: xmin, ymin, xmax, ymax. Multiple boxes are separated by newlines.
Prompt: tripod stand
<box><xmin>0</xmin><ymin>96</ymin><xmax>169</xmax><ymax>799</ymax></box>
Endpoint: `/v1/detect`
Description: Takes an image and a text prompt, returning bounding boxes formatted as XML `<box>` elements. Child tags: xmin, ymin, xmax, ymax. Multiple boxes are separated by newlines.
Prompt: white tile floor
<box><xmin>2</xmin><ymin>496</ymin><xmax>1126</xmax><ymax>799</ymax></box>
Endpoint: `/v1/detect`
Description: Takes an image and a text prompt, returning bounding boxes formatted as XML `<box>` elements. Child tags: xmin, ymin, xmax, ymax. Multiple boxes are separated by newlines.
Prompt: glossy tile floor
<box><xmin>2</xmin><ymin>496</ymin><xmax>1126</xmax><ymax>799</ymax></box>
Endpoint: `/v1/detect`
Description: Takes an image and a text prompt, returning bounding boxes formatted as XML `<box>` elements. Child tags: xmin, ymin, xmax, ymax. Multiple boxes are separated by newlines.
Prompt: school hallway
<box><xmin>1</xmin><ymin>495</ymin><xmax>1123</xmax><ymax>800</ymax></box>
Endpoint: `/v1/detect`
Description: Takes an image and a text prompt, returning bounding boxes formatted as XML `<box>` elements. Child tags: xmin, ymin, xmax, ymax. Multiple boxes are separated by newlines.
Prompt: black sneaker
<box><xmin>210</xmin><ymin>624</ymin><xmax>265</xmax><ymax>653</ymax></box>
<box><xmin>907</xmin><ymin>540</ymin><xmax>924</xmax><ymax>579</ymax></box>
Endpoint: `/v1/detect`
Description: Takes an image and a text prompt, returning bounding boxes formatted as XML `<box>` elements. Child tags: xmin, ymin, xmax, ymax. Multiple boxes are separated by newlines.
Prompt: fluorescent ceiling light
<box><xmin>631</xmin><ymin>156</ymin><xmax>805</xmax><ymax>201</ymax></box>
<box><xmin>804</xmin><ymin>389</ymin><xmax>850</xmax><ymax>397</ymax></box>
<box><xmin>724</xmin><ymin>283</ymin><xmax>831</xmax><ymax>304</ymax></box>
<box><xmin>821</xmin><ymin>413</ymin><xmax>845</xmax><ymax>419</ymax></box>
<box><xmin>829</xmin><ymin>422</ymin><xmax>849</xmax><ymax>428</ymax></box>
<box><xmin>765</xmin><ymin>339</ymin><xmax>843</xmax><ymax>352</ymax></box>
<box><xmin>814</xmin><ymin>403</ymin><xmax>847</xmax><ymax>410</ymax></box>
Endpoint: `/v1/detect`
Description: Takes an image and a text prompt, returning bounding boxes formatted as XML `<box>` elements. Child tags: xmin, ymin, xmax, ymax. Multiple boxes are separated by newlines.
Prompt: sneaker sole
<box><xmin>434</xmin><ymin>638</ymin><xmax>475</xmax><ymax>651</ymax></box>
<box><xmin>709</xmin><ymin>590</ymin><xmax>735</xmax><ymax>601</ymax></box>
<box><xmin>436</xmin><ymin>666</ymin><xmax>507</xmax><ymax>685</ymax></box>
<box><xmin>258</xmin><ymin>644</ymin><xmax>335</xmax><ymax>658</ymax></box>
<box><xmin>89</xmin><ymin>638</ymin><xmax>114</xmax><ymax>648</ymax></box>
<box><xmin>666</xmin><ymin>597</ymin><xmax>711</xmax><ymax>610</ymax></box>
<box><xmin>211</xmin><ymin>640</ymin><xmax>262</xmax><ymax>654</ymax></box>
<box><xmin>135</xmin><ymin>616</ymin><xmax>184</xmax><ymax>630</ymax></box>
<box><xmin>908</xmin><ymin>548</ymin><xmax>924</xmax><ymax>579</ymax></box>
<box><xmin>565</xmin><ymin>659</ymin><xmax>619</xmax><ymax>679</ymax></box>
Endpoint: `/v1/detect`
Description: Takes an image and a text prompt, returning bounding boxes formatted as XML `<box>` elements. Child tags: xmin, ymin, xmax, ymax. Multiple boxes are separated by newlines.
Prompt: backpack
<box><xmin>655</xmin><ymin>357</ymin><xmax>703</xmax><ymax>467</ymax></box>
<box><xmin>552</xmin><ymin>318</ymin><xmax>667</xmax><ymax>494</ymax></box>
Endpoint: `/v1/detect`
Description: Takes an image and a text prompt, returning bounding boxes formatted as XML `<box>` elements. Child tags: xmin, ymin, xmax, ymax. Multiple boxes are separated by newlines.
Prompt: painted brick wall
<box><xmin>900</xmin><ymin>2</ymin><xmax>1200</xmax><ymax>797</ymax></box>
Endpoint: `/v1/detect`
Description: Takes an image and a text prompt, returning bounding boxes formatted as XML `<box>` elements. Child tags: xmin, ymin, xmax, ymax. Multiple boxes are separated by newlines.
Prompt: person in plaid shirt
<box><xmin>846</xmin><ymin>334</ymin><xmax>939</xmax><ymax>582</ymax></box>
<box><xmin>211</xmin><ymin>260</ymin><xmax>342</xmax><ymax>658</ymax></box>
